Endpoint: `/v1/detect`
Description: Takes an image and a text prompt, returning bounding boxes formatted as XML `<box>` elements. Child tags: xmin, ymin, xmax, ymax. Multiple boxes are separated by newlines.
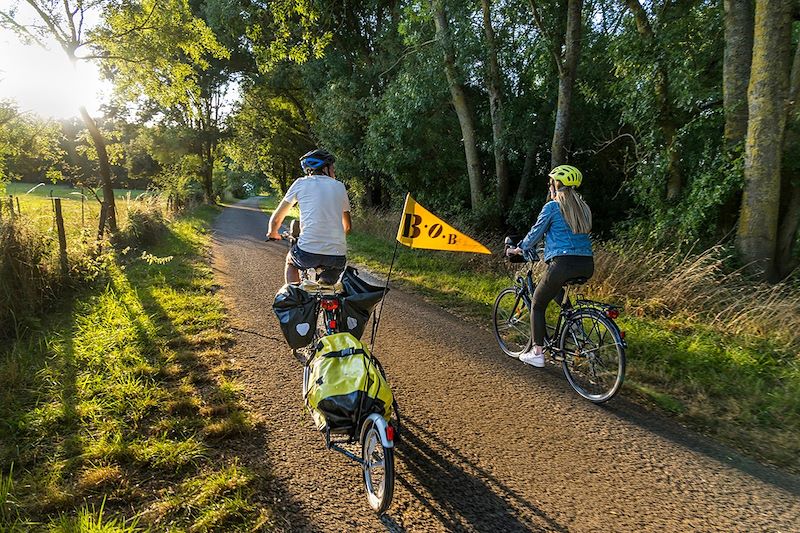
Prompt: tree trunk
<box><xmin>480</xmin><ymin>0</ymin><xmax>511</xmax><ymax>209</ymax></box>
<box><xmin>551</xmin><ymin>0</ymin><xmax>583</xmax><ymax>168</ymax></box>
<box><xmin>723</xmin><ymin>0</ymin><xmax>755</xmax><ymax>147</ymax></box>
<box><xmin>776</xmin><ymin>40</ymin><xmax>800</xmax><ymax>276</ymax></box>
<box><xmin>776</xmin><ymin>184</ymin><xmax>800</xmax><ymax>276</ymax></box>
<box><xmin>201</xmin><ymin>139</ymin><xmax>214</xmax><ymax>203</ymax></box>
<box><xmin>431</xmin><ymin>0</ymin><xmax>483</xmax><ymax>210</ymax></box>
<box><xmin>624</xmin><ymin>0</ymin><xmax>682</xmax><ymax>201</ymax></box>
<box><xmin>737</xmin><ymin>0</ymin><xmax>793</xmax><ymax>279</ymax></box>
<box><xmin>514</xmin><ymin>142</ymin><xmax>538</xmax><ymax>209</ymax></box>
<box><xmin>79</xmin><ymin>106</ymin><xmax>117</xmax><ymax>234</ymax></box>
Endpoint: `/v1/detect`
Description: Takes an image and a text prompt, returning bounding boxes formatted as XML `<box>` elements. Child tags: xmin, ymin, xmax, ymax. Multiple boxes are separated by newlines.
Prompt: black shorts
<box><xmin>288</xmin><ymin>245</ymin><xmax>346</xmax><ymax>284</ymax></box>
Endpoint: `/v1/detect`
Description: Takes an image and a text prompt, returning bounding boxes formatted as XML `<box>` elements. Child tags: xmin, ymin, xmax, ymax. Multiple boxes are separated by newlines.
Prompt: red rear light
<box><xmin>321</xmin><ymin>298</ymin><xmax>339</xmax><ymax>311</ymax></box>
<box><xmin>606</xmin><ymin>309</ymin><xmax>619</xmax><ymax>319</ymax></box>
<box><xmin>620</xmin><ymin>331</ymin><xmax>626</xmax><ymax>339</ymax></box>
<box><xmin>328</xmin><ymin>319</ymin><xmax>337</xmax><ymax>329</ymax></box>
<box><xmin>386</xmin><ymin>425</ymin><xmax>394</xmax><ymax>442</ymax></box>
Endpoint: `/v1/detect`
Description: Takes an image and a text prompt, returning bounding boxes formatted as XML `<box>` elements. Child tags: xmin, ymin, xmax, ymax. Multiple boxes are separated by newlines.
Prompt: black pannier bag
<box><xmin>340</xmin><ymin>266</ymin><xmax>388</xmax><ymax>340</ymax></box>
<box><xmin>272</xmin><ymin>284</ymin><xmax>317</xmax><ymax>348</ymax></box>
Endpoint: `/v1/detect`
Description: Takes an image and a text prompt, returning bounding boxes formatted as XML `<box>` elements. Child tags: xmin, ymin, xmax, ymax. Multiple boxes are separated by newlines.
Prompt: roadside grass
<box><xmin>0</xmin><ymin>184</ymin><xmax>167</xmax><ymax>339</ymax></box>
<box><xmin>260</xmin><ymin>195</ymin><xmax>800</xmax><ymax>472</ymax></box>
<box><xmin>0</xmin><ymin>206</ymin><xmax>276</xmax><ymax>530</ymax></box>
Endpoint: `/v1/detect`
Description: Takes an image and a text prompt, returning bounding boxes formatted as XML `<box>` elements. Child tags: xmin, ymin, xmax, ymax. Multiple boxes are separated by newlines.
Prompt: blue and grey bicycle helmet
<box><xmin>300</xmin><ymin>148</ymin><xmax>336</xmax><ymax>174</ymax></box>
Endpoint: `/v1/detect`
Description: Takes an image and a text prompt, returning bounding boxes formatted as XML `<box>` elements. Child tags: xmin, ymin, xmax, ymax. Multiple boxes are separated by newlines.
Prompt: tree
<box><xmin>623</xmin><ymin>0</ymin><xmax>682</xmax><ymax>201</ymax></box>
<box><xmin>480</xmin><ymin>0</ymin><xmax>511</xmax><ymax>209</ymax></box>
<box><xmin>776</xmin><ymin>37</ymin><xmax>800</xmax><ymax>276</ymax></box>
<box><xmin>736</xmin><ymin>0</ymin><xmax>794</xmax><ymax>278</ymax></box>
<box><xmin>1</xmin><ymin>0</ymin><xmax>119</xmax><ymax>232</ymax></box>
<box><xmin>530</xmin><ymin>0</ymin><xmax>584</xmax><ymax>168</ymax></box>
<box><xmin>92</xmin><ymin>0</ymin><xmax>229</xmax><ymax>203</ymax></box>
<box><xmin>431</xmin><ymin>0</ymin><xmax>484</xmax><ymax>210</ymax></box>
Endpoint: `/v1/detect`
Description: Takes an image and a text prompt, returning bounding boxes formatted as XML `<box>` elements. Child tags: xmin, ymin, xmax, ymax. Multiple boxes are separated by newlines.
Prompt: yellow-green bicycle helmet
<box><xmin>548</xmin><ymin>165</ymin><xmax>583</xmax><ymax>187</ymax></box>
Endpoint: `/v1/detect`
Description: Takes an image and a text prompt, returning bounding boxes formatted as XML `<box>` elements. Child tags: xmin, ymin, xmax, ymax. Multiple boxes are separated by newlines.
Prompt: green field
<box><xmin>2</xmin><ymin>182</ymin><xmax>157</xmax><ymax>250</ymax></box>
<box><xmin>259</xmin><ymin>196</ymin><xmax>800</xmax><ymax>473</ymax></box>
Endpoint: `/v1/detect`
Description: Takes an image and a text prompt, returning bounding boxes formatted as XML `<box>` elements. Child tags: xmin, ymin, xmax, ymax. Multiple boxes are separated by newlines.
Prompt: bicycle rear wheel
<box><xmin>492</xmin><ymin>288</ymin><xmax>532</xmax><ymax>357</ymax></box>
<box><xmin>361</xmin><ymin>419</ymin><xmax>394</xmax><ymax>514</ymax></box>
<box><xmin>559</xmin><ymin>308</ymin><xmax>625</xmax><ymax>403</ymax></box>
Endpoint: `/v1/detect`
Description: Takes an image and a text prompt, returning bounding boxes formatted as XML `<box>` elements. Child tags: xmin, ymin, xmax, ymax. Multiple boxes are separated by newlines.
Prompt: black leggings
<box><xmin>531</xmin><ymin>255</ymin><xmax>594</xmax><ymax>346</ymax></box>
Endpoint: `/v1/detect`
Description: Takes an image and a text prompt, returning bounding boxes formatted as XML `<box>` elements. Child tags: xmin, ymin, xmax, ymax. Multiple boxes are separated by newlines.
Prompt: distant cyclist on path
<box><xmin>506</xmin><ymin>165</ymin><xmax>594</xmax><ymax>367</ymax></box>
<box><xmin>267</xmin><ymin>149</ymin><xmax>352</xmax><ymax>284</ymax></box>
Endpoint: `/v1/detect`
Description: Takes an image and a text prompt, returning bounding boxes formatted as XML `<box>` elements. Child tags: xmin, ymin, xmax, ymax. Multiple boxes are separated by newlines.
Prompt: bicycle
<box><xmin>269</xmin><ymin>221</ymin><xmax>398</xmax><ymax>514</ymax></box>
<box><xmin>492</xmin><ymin>237</ymin><xmax>627</xmax><ymax>403</ymax></box>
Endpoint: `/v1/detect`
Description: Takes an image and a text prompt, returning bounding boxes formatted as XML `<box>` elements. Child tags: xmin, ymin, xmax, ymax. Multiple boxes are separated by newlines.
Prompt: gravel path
<box><xmin>211</xmin><ymin>197</ymin><xmax>800</xmax><ymax>532</ymax></box>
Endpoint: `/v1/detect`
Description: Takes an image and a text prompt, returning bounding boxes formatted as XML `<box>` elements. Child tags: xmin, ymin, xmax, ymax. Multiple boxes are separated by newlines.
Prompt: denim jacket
<box><xmin>519</xmin><ymin>201</ymin><xmax>593</xmax><ymax>262</ymax></box>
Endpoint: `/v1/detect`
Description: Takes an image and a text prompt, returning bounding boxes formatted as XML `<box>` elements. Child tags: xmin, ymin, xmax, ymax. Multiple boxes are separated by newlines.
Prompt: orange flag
<box><xmin>395</xmin><ymin>193</ymin><xmax>491</xmax><ymax>254</ymax></box>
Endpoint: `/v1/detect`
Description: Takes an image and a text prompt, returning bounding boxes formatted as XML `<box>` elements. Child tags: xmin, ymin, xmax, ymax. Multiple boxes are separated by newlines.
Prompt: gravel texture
<box><xmin>212</xmin><ymin>197</ymin><xmax>800</xmax><ymax>532</ymax></box>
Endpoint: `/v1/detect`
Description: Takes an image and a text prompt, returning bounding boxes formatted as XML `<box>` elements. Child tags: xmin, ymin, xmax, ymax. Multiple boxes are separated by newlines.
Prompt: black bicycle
<box><xmin>492</xmin><ymin>237</ymin><xmax>627</xmax><ymax>403</ymax></box>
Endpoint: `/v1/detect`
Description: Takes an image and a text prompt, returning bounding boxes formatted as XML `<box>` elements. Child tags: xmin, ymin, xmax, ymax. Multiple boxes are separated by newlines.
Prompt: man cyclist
<box><xmin>267</xmin><ymin>148</ymin><xmax>352</xmax><ymax>284</ymax></box>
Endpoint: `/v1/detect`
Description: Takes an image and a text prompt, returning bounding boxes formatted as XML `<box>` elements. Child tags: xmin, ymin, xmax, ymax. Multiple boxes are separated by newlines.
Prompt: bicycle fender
<box><xmin>360</xmin><ymin>413</ymin><xmax>394</xmax><ymax>449</ymax></box>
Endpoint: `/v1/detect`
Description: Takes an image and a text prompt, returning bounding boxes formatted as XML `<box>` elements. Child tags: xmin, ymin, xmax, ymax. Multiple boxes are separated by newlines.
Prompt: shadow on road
<box><xmin>393</xmin><ymin>417</ymin><xmax>568</xmax><ymax>532</ymax></box>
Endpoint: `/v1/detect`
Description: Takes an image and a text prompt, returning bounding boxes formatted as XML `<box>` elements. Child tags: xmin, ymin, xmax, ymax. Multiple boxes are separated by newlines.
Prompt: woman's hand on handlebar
<box><xmin>506</xmin><ymin>246</ymin><xmax>523</xmax><ymax>257</ymax></box>
<box><xmin>266</xmin><ymin>230</ymin><xmax>282</xmax><ymax>241</ymax></box>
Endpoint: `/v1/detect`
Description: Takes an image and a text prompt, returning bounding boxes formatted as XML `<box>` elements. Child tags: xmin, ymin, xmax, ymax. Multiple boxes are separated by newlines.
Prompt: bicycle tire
<box><xmin>361</xmin><ymin>419</ymin><xmax>394</xmax><ymax>514</ymax></box>
<box><xmin>559</xmin><ymin>308</ymin><xmax>626</xmax><ymax>403</ymax></box>
<box><xmin>492</xmin><ymin>287</ymin><xmax>532</xmax><ymax>357</ymax></box>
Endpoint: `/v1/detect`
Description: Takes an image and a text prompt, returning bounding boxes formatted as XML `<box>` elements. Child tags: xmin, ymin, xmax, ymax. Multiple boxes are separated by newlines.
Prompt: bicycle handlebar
<box><xmin>266</xmin><ymin>231</ymin><xmax>291</xmax><ymax>242</ymax></box>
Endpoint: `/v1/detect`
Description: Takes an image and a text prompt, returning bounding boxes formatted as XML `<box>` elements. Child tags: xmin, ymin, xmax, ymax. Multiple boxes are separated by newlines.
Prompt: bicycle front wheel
<box><xmin>492</xmin><ymin>288</ymin><xmax>532</xmax><ymax>357</ymax></box>
<box><xmin>361</xmin><ymin>420</ymin><xmax>394</xmax><ymax>514</ymax></box>
<box><xmin>559</xmin><ymin>309</ymin><xmax>626</xmax><ymax>403</ymax></box>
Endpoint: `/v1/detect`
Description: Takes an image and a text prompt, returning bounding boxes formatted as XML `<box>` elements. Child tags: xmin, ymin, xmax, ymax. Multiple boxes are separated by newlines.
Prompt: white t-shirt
<box><xmin>282</xmin><ymin>175</ymin><xmax>351</xmax><ymax>256</ymax></box>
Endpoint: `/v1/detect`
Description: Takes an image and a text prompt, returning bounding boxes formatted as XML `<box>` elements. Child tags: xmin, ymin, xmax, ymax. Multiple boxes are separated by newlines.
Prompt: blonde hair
<box><xmin>554</xmin><ymin>185</ymin><xmax>592</xmax><ymax>234</ymax></box>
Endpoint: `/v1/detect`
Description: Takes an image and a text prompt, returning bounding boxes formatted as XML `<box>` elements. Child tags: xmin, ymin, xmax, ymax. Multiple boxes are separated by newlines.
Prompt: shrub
<box><xmin>0</xmin><ymin>217</ymin><xmax>57</xmax><ymax>337</ymax></box>
<box><xmin>114</xmin><ymin>195</ymin><xmax>168</xmax><ymax>248</ymax></box>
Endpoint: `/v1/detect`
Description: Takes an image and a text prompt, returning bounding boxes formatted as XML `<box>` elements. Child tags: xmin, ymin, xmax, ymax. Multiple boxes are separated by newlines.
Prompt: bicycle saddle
<box><xmin>564</xmin><ymin>277</ymin><xmax>588</xmax><ymax>286</ymax></box>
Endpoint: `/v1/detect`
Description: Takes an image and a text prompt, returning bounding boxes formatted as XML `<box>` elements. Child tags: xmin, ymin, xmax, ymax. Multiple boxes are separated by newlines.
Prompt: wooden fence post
<box><xmin>15</xmin><ymin>196</ymin><xmax>20</xmax><ymax>216</ymax></box>
<box><xmin>97</xmin><ymin>202</ymin><xmax>108</xmax><ymax>243</ymax></box>
<box><xmin>8</xmin><ymin>196</ymin><xmax>15</xmax><ymax>221</ymax></box>
<box><xmin>54</xmin><ymin>198</ymin><xmax>68</xmax><ymax>276</ymax></box>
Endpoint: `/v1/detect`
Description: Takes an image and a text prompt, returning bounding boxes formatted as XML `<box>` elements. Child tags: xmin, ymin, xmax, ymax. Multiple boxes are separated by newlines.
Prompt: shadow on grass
<box><xmin>112</xmin><ymin>217</ymin><xmax>311</xmax><ymax>529</ymax></box>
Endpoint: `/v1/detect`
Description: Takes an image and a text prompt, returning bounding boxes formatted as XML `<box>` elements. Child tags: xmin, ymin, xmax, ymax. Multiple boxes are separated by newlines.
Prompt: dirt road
<box><xmin>211</xmin><ymin>197</ymin><xmax>799</xmax><ymax>532</ymax></box>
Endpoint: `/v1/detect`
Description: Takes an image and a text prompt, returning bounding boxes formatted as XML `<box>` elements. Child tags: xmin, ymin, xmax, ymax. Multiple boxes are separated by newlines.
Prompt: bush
<box><xmin>0</xmin><ymin>218</ymin><xmax>55</xmax><ymax>336</ymax></box>
<box><xmin>114</xmin><ymin>196</ymin><xmax>168</xmax><ymax>248</ymax></box>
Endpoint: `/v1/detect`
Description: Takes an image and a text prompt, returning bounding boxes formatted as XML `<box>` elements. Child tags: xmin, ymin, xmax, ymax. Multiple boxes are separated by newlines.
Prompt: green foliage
<box><xmin>0</xmin><ymin>101</ymin><xmax>63</xmax><ymax>183</ymax></box>
<box><xmin>94</xmin><ymin>0</ymin><xmax>229</xmax><ymax>110</ymax></box>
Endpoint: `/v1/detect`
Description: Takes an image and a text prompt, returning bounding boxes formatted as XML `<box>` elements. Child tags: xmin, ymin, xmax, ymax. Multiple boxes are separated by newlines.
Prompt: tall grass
<box><xmin>0</xmin><ymin>206</ymin><xmax>274</xmax><ymax>529</ymax></box>
<box><xmin>0</xmin><ymin>192</ymin><xmax>167</xmax><ymax>339</ymax></box>
<box><xmin>592</xmin><ymin>241</ymin><xmax>800</xmax><ymax>349</ymax></box>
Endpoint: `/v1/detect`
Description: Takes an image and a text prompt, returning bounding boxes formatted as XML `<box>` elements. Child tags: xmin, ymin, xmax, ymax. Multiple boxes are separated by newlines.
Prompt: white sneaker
<box><xmin>519</xmin><ymin>350</ymin><xmax>545</xmax><ymax>367</ymax></box>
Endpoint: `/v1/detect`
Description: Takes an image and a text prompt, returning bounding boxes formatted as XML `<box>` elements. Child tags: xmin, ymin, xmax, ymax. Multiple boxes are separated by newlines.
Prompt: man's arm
<box><xmin>342</xmin><ymin>211</ymin><xmax>352</xmax><ymax>235</ymax></box>
<box><xmin>268</xmin><ymin>200</ymin><xmax>293</xmax><ymax>239</ymax></box>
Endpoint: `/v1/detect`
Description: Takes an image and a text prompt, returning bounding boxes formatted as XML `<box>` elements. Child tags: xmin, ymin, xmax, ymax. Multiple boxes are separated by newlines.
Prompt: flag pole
<box><xmin>370</xmin><ymin>238</ymin><xmax>399</xmax><ymax>353</ymax></box>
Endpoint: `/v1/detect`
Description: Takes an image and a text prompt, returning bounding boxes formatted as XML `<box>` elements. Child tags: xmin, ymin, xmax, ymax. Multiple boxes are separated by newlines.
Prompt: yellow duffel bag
<box><xmin>305</xmin><ymin>332</ymin><xmax>393</xmax><ymax>433</ymax></box>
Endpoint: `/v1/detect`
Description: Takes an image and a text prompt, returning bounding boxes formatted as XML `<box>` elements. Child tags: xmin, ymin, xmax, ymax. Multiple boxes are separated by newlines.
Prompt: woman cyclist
<box><xmin>507</xmin><ymin>165</ymin><xmax>594</xmax><ymax>367</ymax></box>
